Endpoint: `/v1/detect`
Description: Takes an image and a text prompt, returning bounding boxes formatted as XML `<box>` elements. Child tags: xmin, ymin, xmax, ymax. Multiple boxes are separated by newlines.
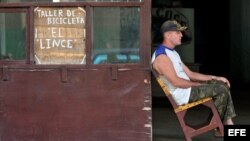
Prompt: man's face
<box><xmin>166</xmin><ymin>31</ymin><xmax>183</xmax><ymax>46</ymax></box>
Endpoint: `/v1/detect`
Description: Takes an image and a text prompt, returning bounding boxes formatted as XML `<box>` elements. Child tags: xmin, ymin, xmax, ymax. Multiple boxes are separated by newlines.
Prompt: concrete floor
<box><xmin>152</xmin><ymin>88</ymin><xmax>250</xmax><ymax>141</ymax></box>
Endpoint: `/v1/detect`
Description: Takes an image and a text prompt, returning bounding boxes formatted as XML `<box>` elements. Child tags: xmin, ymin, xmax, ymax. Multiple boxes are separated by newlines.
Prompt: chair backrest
<box><xmin>152</xmin><ymin>68</ymin><xmax>213</xmax><ymax>112</ymax></box>
<box><xmin>151</xmin><ymin>69</ymin><xmax>179</xmax><ymax>109</ymax></box>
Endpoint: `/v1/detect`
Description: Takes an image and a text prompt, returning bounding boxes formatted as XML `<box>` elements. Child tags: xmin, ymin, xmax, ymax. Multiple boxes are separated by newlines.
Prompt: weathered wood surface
<box><xmin>34</xmin><ymin>7</ymin><xmax>86</xmax><ymax>64</ymax></box>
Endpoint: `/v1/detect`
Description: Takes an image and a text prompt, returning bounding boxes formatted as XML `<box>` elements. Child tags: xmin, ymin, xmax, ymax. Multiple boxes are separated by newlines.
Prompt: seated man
<box><xmin>151</xmin><ymin>20</ymin><xmax>236</xmax><ymax>134</ymax></box>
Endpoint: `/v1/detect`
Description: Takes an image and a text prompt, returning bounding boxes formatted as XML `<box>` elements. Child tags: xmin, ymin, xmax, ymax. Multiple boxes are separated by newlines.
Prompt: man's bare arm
<box><xmin>183</xmin><ymin>64</ymin><xmax>231</xmax><ymax>87</ymax></box>
<box><xmin>153</xmin><ymin>55</ymin><xmax>201</xmax><ymax>88</ymax></box>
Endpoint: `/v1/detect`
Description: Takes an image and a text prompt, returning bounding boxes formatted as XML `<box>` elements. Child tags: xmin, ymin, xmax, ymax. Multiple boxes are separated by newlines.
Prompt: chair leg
<box><xmin>180</xmin><ymin>121</ymin><xmax>192</xmax><ymax>141</ymax></box>
<box><xmin>213</xmin><ymin>110</ymin><xmax>224</xmax><ymax>136</ymax></box>
<box><xmin>204</xmin><ymin>100</ymin><xmax>224</xmax><ymax>135</ymax></box>
<box><xmin>215</xmin><ymin>113</ymin><xmax>224</xmax><ymax>136</ymax></box>
<box><xmin>185</xmin><ymin>137</ymin><xmax>192</xmax><ymax>141</ymax></box>
<box><xmin>176</xmin><ymin>110</ymin><xmax>193</xmax><ymax>141</ymax></box>
<box><xmin>175</xmin><ymin>101</ymin><xmax>224</xmax><ymax>141</ymax></box>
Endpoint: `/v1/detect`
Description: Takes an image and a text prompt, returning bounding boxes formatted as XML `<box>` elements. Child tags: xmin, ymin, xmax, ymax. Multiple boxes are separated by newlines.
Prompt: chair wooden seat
<box><xmin>152</xmin><ymin>70</ymin><xmax>224</xmax><ymax>141</ymax></box>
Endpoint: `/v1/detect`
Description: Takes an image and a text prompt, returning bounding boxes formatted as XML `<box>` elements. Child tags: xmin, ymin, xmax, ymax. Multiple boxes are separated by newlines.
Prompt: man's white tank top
<box><xmin>152</xmin><ymin>45</ymin><xmax>191</xmax><ymax>105</ymax></box>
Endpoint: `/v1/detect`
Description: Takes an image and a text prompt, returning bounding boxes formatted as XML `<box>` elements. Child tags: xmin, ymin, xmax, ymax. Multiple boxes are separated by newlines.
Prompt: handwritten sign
<box><xmin>34</xmin><ymin>7</ymin><xmax>86</xmax><ymax>64</ymax></box>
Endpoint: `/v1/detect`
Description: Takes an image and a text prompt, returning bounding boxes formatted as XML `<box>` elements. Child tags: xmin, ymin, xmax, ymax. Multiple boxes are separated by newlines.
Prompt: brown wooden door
<box><xmin>0</xmin><ymin>1</ymin><xmax>152</xmax><ymax>140</ymax></box>
<box><xmin>0</xmin><ymin>67</ymin><xmax>151</xmax><ymax>141</ymax></box>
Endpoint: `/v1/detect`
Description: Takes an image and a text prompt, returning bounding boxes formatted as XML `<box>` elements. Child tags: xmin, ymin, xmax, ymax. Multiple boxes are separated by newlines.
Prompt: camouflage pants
<box><xmin>188</xmin><ymin>80</ymin><xmax>236</xmax><ymax>122</ymax></box>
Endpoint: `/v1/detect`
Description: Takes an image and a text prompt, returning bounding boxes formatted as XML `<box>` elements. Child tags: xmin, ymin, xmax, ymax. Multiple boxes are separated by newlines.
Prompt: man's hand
<box><xmin>213</xmin><ymin>76</ymin><xmax>231</xmax><ymax>88</ymax></box>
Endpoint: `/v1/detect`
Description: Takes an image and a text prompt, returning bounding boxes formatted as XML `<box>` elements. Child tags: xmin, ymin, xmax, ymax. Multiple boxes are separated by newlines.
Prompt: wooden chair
<box><xmin>152</xmin><ymin>69</ymin><xmax>224</xmax><ymax>141</ymax></box>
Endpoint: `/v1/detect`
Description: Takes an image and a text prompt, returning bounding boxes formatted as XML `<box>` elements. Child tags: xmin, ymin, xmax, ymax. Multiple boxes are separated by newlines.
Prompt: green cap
<box><xmin>161</xmin><ymin>20</ymin><xmax>187</xmax><ymax>33</ymax></box>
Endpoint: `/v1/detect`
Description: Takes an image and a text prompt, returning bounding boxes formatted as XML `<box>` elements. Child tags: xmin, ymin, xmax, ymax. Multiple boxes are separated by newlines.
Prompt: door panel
<box><xmin>0</xmin><ymin>68</ymin><xmax>151</xmax><ymax>141</ymax></box>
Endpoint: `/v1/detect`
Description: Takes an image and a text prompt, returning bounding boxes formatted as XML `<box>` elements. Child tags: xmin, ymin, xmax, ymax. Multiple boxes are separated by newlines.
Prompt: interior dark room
<box><xmin>152</xmin><ymin>0</ymin><xmax>250</xmax><ymax>140</ymax></box>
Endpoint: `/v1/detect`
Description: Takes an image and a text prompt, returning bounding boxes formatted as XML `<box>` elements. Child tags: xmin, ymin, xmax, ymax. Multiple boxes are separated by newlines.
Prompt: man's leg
<box><xmin>189</xmin><ymin>80</ymin><xmax>236</xmax><ymax>123</ymax></box>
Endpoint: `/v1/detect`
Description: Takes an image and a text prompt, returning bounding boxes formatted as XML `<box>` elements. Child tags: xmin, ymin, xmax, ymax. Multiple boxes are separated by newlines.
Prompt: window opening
<box><xmin>0</xmin><ymin>12</ymin><xmax>26</xmax><ymax>61</ymax></box>
<box><xmin>92</xmin><ymin>7</ymin><xmax>140</xmax><ymax>64</ymax></box>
